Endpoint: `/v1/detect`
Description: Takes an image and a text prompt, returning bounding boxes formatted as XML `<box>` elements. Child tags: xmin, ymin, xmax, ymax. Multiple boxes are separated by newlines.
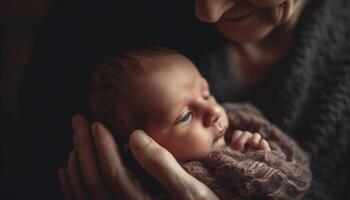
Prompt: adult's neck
<box><xmin>228</xmin><ymin>0</ymin><xmax>311</xmax><ymax>90</ymax></box>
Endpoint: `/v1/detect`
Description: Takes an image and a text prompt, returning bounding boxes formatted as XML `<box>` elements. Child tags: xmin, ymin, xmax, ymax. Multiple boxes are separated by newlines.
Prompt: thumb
<box><xmin>128</xmin><ymin>130</ymin><xmax>189</xmax><ymax>192</ymax></box>
<box><xmin>129</xmin><ymin>130</ymin><xmax>219</xmax><ymax>200</ymax></box>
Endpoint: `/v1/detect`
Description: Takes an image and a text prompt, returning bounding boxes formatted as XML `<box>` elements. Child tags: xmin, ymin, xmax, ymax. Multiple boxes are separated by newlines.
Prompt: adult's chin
<box><xmin>215</xmin><ymin>8</ymin><xmax>281</xmax><ymax>44</ymax></box>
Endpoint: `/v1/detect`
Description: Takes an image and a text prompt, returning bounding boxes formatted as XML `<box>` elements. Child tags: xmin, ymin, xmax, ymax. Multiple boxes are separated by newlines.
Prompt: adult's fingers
<box><xmin>73</xmin><ymin>114</ymin><xmax>112</xmax><ymax>200</ymax></box>
<box><xmin>66</xmin><ymin>149</ymin><xmax>88</xmax><ymax>200</ymax></box>
<box><xmin>91</xmin><ymin>122</ymin><xmax>151</xmax><ymax>200</ymax></box>
<box><xmin>57</xmin><ymin>168</ymin><xmax>74</xmax><ymax>200</ymax></box>
<box><xmin>129</xmin><ymin>130</ymin><xmax>219</xmax><ymax>199</ymax></box>
<box><xmin>129</xmin><ymin>130</ymin><xmax>186</xmax><ymax>190</ymax></box>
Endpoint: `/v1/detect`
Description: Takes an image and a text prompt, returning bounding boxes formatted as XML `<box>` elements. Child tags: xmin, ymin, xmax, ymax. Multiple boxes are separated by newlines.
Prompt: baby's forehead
<box><xmin>134</xmin><ymin>66</ymin><xmax>204</xmax><ymax>114</ymax></box>
<box><xmin>117</xmin><ymin>49</ymin><xmax>204</xmax><ymax>121</ymax></box>
<box><xmin>126</xmin><ymin>52</ymin><xmax>201</xmax><ymax>93</ymax></box>
<box><xmin>131</xmin><ymin>51</ymin><xmax>191</xmax><ymax>69</ymax></box>
<box><xmin>141</xmin><ymin>60</ymin><xmax>201</xmax><ymax>92</ymax></box>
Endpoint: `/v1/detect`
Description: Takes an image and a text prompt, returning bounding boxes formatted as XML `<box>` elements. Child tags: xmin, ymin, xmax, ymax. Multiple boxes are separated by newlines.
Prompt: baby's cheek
<box><xmin>152</xmin><ymin>124</ymin><xmax>214</xmax><ymax>160</ymax></box>
<box><xmin>182</xmin><ymin>130</ymin><xmax>213</xmax><ymax>158</ymax></box>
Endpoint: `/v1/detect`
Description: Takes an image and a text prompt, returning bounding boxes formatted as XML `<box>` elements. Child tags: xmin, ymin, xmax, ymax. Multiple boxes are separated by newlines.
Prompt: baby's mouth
<box><xmin>213</xmin><ymin>126</ymin><xmax>228</xmax><ymax>150</ymax></box>
<box><xmin>213</xmin><ymin>127</ymin><xmax>227</xmax><ymax>143</ymax></box>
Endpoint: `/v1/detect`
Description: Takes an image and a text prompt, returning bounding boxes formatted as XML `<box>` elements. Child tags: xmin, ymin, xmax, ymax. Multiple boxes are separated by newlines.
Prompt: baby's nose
<box><xmin>204</xmin><ymin>106</ymin><xmax>221</xmax><ymax>127</ymax></box>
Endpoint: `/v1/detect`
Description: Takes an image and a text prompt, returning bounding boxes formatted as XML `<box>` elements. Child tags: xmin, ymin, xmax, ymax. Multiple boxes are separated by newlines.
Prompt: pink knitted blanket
<box><xmin>181</xmin><ymin>103</ymin><xmax>311</xmax><ymax>200</ymax></box>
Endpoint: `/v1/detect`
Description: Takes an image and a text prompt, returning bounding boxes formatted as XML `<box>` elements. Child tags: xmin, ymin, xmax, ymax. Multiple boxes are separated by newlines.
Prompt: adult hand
<box><xmin>57</xmin><ymin>114</ymin><xmax>218</xmax><ymax>200</ymax></box>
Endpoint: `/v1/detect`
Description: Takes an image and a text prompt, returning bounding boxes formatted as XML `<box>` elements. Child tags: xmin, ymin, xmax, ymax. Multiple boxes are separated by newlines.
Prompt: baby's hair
<box><xmin>88</xmin><ymin>46</ymin><xmax>186</xmax><ymax>143</ymax></box>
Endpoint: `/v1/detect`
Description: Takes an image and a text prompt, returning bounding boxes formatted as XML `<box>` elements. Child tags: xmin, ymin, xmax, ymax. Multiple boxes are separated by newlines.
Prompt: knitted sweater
<box><xmin>197</xmin><ymin>0</ymin><xmax>350</xmax><ymax>199</ymax></box>
<box><xmin>182</xmin><ymin>103</ymin><xmax>311</xmax><ymax>200</ymax></box>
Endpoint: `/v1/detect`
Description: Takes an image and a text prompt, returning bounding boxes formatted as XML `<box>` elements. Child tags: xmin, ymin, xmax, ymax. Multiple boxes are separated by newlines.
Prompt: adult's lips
<box><xmin>220</xmin><ymin>0</ymin><xmax>287</xmax><ymax>23</ymax></box>
<box><xmin>221</xmin><ymin>1</ymin><xmax>257</xmax><ymax>21</ymax></box>
<box><xmin>222</xmin><ymin>9</ymin><xmax>256</xmax><ymax>22</ymax></box>
<box><xmin>249</xmin><ymin>0</ymin><xmax>286</xmax><ymax>7</ymax></box>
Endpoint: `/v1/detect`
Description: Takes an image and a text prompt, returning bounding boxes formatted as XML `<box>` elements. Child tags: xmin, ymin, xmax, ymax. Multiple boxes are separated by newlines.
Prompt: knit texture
<box><xmin>182</xmin><ymin>103</ymin><xmax>311</xmax><ymax>200</ymax></box>
<box><xmin>199</xmin><ymin>0</ymin><xmax>350</xmax><ymax>199</ymax></box>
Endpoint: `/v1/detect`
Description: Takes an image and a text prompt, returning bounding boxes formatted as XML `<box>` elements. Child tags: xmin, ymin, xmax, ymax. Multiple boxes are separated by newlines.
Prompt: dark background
<box><xmin>1</xmin><ymin>0</ymin><xmax>223</xmax><ymax>199</ymax></box>
<box><xmin>1</xmin><ymin>0</ymin><xmax>51</xmax><ymax>198</ymax></box>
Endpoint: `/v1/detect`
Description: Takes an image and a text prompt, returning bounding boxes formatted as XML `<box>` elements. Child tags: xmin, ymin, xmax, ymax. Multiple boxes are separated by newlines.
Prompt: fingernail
<box><xmin>130</xmin><ymin>130</ymin><xmax>151</xmax><ymax>151</ymax></box>
<box><xmin>72</xmin><ymin>115</ymin><xmax>80</xmax><ymax>131</ymax></box>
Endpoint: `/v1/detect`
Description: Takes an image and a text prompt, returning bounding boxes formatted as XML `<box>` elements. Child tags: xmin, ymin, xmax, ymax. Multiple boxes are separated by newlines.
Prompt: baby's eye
<box><xmin>178</xmin><ymin>111</ymin><xmax>193</xmax><ymax>125</ymax></box>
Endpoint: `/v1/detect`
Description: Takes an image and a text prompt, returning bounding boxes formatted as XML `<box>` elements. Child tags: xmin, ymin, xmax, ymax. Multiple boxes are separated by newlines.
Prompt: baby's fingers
<box><xmin>248</xmin><ymin>133</ymin><xmax>271</xmax><ymax>151</ymax></box>
<box><xmin>231</xmin><ymin>130</ymin><xmax>243</xmax><ymax>145</ymax></box>
<box><xmin>233</xmin><ymin>131</ymin><xmax>253</xmax><ymax>152</ymax></box>
<box><xmin>249</xmin><ymin>133</ymin><xmax>262</xmax><ymax>149</ymax></box>
<box><xmin>232</xmin><ymin>131</ymin><xmax>271</xmax><ymax>152</ymax></box>
<box><xmin>257</xmin><ymin>139</ymin><xmax>271</xmax><ymax>151</ymax></box>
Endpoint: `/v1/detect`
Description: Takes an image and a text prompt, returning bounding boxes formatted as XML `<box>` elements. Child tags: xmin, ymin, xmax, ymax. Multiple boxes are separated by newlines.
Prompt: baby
<box><xmin>89</xmin><ymin>47</ymin><xmax>269</xmax><ymax>160</ymax></box>
<box><xmin>88</xmin><ymin>47</ymin><xmax>310</xmax><ymax>199</ymax></box>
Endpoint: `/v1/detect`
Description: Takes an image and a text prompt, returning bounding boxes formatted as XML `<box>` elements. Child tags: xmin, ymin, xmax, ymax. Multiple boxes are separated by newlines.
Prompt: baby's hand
<box><xmin>231</xmin><ymin>130</ymin><xmax>270</xmax><ymax>152</ymax></box>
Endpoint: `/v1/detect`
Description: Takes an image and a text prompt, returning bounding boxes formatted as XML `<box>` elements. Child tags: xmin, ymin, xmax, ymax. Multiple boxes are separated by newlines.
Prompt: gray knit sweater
<box><xmin>198</xmin><ymin>0</ymin><xmax>350</xmax><ymax>199</ymax></box>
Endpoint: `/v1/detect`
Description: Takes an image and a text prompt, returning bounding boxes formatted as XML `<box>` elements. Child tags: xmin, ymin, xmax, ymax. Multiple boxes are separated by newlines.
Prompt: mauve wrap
<box><xmin>180</xmin><ymin>103</ymin><xmax>311</xmax><ymax>200</ymax></box>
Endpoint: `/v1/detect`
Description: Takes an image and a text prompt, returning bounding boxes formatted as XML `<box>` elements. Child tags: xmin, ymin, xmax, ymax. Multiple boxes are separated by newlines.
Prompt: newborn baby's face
<box><xmin>133</xmin><ymin>57</ymin><xmax>229</xmax><ymax>161</ymax></box>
